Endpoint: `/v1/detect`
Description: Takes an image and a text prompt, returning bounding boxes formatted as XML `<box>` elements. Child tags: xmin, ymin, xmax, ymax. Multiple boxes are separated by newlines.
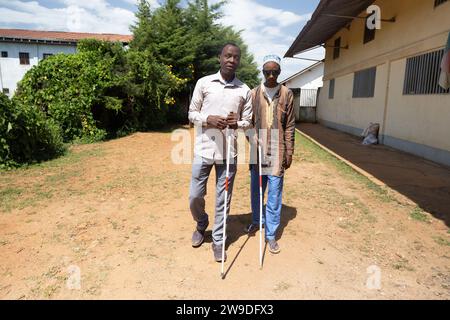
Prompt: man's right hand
<box><xmin>207</xmin><ymin>115</ymin><xmax>228</xmax><ymax>130</ymax></box>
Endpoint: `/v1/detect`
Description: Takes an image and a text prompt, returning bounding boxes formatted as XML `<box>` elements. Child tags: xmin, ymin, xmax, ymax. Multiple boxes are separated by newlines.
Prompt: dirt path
<box><xmin>0</xmin><ymin>127</ymin><xmax>449</xmax><ymax>299</ymax></box>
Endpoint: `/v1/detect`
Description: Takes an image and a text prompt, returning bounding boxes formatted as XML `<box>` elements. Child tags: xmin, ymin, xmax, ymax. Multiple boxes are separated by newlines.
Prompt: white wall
<box><xmin>284</xmin><ymin>63</ymin><xmax>324</xmax><ymax>89</ymax></box>
<box><xmin>0</xmin><ymin>42</ymin><xmax>76</xmax><ymax>96</ymax></box>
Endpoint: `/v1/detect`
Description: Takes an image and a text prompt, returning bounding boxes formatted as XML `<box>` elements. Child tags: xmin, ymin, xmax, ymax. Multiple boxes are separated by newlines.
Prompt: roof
<box><xmin>284</xmin><ymin>0</ymin><xmax>376</xmax><ymax>57</ymax></box>
<box><xmin>281</xmin><ymin>61</ymin><xmax>324</xmax><ymax>84</ymax></box>
<box><xmin>0</xmin><ymin>28</ymin><xmax>133</xmax><ymax>45</ymax></box>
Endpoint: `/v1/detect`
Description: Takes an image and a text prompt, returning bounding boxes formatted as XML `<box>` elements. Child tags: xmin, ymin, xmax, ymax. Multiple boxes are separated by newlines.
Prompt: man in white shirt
<box><xmin>188</xmin><ymin>43</ymin><xmax>252</xmax><ymax>262</ymax></box>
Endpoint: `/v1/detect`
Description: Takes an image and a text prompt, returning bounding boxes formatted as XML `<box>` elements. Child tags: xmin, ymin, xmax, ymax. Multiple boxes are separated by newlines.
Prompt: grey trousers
<box><xmin>189</xmin><ymin>156</ymin><xmax>237</xmax><ymax>245</ymax></box>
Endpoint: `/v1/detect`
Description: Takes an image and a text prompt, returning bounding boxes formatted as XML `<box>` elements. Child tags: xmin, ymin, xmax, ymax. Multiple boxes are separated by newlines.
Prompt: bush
<box><xmin>0</xmin><ymin>92</ymin><xmax>66</xmax><ymax>168</ymax></box>
<box><xmin>14</xmin><ymin>52</ymin><xmax>114</xmax><ymax>142</ymax></box>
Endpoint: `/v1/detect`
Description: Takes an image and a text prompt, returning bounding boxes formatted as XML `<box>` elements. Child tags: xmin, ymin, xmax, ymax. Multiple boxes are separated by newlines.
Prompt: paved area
<box><xmin>297</xmin><ymin>123</ymin><xmax>450</xmax><ymax>227</ymax></box>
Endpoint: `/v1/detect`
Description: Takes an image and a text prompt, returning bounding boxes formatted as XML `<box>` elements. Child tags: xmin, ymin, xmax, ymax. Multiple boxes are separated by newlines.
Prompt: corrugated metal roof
<box><xmin>284</xmin><ymin>0</ymin><xmax>376</xmax><ymax>57</ymax></box>
<box><xmin>281</xmin><ymin>61</ymin><xmax>324</xmax><ymax>84</ymax></box>
<box><xmin>0</xmin><ymin>28</ymin><xmax>133</xmax><ymax>44</ymax></box>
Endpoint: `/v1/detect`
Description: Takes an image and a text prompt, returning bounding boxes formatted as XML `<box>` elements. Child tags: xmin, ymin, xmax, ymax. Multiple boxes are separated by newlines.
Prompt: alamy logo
<box><xmin>366</xmin><ymin>265</ymin><xmax>381</xmax><ymax>290</ymax></box>
<box><xmin>366</xmin><ymin>5</ymin><xmax>382</xmax><ymax>30</ymax></box>
<box><xmin>66</xmin><ymin>265</ymin><xmax>81</xmax><ymax>290</ymax></box>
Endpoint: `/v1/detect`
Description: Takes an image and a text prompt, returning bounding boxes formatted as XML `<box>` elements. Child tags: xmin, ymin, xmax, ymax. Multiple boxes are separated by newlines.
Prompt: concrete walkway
<box><xmin>297</xmin><ymin>123</ymin><xmax>450</xmax><ymax>227</ymax></box>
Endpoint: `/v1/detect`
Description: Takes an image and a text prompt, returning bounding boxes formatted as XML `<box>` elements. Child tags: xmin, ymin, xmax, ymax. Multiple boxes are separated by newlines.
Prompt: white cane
<box><xmin>221</xmin><ymin>128</ymin><xmax>232</xmax><ymax>279</ymax></box>
<box><xmin>258</xmin><ymin>143</ymin><xmax>263</xmax><ymax>269</ymax></box>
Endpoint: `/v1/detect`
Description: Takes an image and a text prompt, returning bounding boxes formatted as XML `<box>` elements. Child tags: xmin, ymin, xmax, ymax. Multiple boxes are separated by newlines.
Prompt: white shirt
<box><xmin>188</xmin><ymin>71</ymin><xmax>252</xmax><ymax>160</ymax></box>
<box><xmin>263</xmin><ymin>84</ymin><xmax>280</xmax><ymax>104</ymax></box>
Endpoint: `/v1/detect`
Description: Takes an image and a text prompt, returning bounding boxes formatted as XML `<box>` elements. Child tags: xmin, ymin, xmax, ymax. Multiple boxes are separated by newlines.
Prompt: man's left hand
<box><xmin>285</xmin><ymin>154</ymin><xmax>293</xmax><ymax>169</ymax></box>
<box><xmin>226</xmin><ymin>112</ymin><xmax>238</xmax><ymax>129</ymax></box>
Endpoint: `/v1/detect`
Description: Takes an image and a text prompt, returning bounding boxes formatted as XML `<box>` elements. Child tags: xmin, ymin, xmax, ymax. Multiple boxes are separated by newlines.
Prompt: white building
<box><xmin>281</xmin><ymin>61</ymin><xmax>324</xmax><ymax>122</ymax></box>
<box><xmin>0</xmin><ymin>29</ymin><xmax>132</xmax><ymax>97</ymax></box>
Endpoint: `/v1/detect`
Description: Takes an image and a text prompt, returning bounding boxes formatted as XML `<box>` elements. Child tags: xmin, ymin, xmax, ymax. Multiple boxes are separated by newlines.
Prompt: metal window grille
<box><xmin>333</xmin><ymin>37</ymin><xmax>341</xmax><ymax>60</ymax></box>
<box><xmin>19</xmin><ymin>52</ymin><xmax>29</xmax><ymax>65</ymax></box>
<box><xmin>1</xmin><ymin>51</ymin><xmax>7</xmax><ymax>58</ymax></box>
<box><xmin>2</xmin><ymin>88</ymin><xmax>10</xmax><ymax>95</ymax></box>
<box><xmin>43</xmin><ymin>53</ymin><xmax>53</xmax><ymax>59</ymax></box>
<box><xmin>435</xmin><ymin>0</ymin><xmax>448</xmax><ymax>8</ymax></box>
<box><xmin>329</xmin><ymin>79</ymin><xmax>335</xmax><ymax>99</ymax></box>
<box><xmin>353</xmin><ymin>67</ymin><xmax>377</xmax><ymax>98</ymax></box>
<box><xmin>403</xmin><ymin>49</ymin><xmax>450</xmax><ymax>95</ymax></box>
<box><xmin>300</xmin><ymin>89</ymin><xmax>319</xmax><ymax>107</ymax></box>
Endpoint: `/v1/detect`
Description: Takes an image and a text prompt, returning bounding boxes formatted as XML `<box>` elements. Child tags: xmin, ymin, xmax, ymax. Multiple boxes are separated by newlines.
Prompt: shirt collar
<box><xmin>212</xmin><ymin>71</ymin><xmax>241</xmax><ymax>87</ymax></box>
<box><xmin>262</xmin><ymin>83</ymin><xmax>281</xmax><ymax>97</ymax></box>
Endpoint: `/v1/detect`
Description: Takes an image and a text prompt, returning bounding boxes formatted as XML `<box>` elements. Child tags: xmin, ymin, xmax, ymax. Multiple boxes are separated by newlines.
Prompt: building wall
<box><xmin>0</xmin><ymin>42</ymin><xmax>76</xmax><ymax>95</ymax></box>
<box><xmin>284</xmin><ymin>63</ymin><xmax>324</xmax><ymax>89</ymax></box>
<box><xmin>317</xmin><ymin>0</ymin><xmax>450</xmax><ymax>166</ymax></box>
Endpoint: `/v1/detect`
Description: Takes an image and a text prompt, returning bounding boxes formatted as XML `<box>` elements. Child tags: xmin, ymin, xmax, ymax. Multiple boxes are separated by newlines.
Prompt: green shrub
<box><xmin>0</xmin><ymin>92</ymin><xmax>66</xmax><ymax>168</ymax></box>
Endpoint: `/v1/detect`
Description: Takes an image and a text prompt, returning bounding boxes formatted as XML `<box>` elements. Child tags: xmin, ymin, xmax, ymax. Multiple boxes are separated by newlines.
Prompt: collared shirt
<box><xmin>189</xmin><ymin>71</ymin><xmax>252</xmax><ymax>160</ymax></box>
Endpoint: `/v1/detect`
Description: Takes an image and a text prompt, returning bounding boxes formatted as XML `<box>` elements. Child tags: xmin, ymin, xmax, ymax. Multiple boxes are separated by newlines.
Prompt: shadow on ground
<box><xmin>201</xmin><ymin>205</ymin><xmax>297</xmax><ymax>248</ymax></box>
<box><xmin>299</xmin><ymin>123</ymin><xmax>450</xmax><ymax>227</ymax></box>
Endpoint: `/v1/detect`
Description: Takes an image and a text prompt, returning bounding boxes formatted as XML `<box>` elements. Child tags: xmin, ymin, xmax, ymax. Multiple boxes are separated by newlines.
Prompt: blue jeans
<box><xmin>250</xmin><ymin>166</ymin><xmax>284</xmax><ymax>241</ymax></box>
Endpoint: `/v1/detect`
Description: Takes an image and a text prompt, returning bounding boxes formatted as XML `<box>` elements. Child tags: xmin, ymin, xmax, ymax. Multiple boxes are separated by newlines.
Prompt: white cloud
<box><xmin>0</xmin><ymin>0</ymin><xmax>134</xmax><ymax>34</ymax></box>
<box><xmin>121</xmin><ymin>0</ymin><xmax>160</xmax><ymax>7</ymax></box>
<box><xmin>0</xmin><ymin>0</ymin><xmax>324</xmax><ymax>80</ymax></box>
<box><xmin>215</xmin><ymin>0</ymin><xmax>324</xmax><ymax>81</ymax></box>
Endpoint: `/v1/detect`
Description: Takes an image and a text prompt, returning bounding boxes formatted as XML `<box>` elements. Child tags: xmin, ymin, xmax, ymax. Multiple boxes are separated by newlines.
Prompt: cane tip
<box><xmin>220</xmin><ymin>273</ymin><xmax>225</xmax><ymax>279</ymax></box>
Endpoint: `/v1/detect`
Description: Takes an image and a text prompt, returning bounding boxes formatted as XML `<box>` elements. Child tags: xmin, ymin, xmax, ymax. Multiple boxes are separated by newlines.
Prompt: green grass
<box><xmin>392</xmin><ymin>258</ymin><xmax>415</xmax><ymax>272</ymax></box>
<box><xmin>410</xmin><ymin>207</ymin><xmax>430</xmax><ymax>223</ymax></box>
<box><xmin>0</xmin><ymin>145</ymin><xmax>103</xmax><ymax>212</ymax></box>
<box><xmin>0</xmin><ymin>187</ymin><xmax>24</xmax><ymax>212</ymax></box>
<box><xmin>433</xmin><ymin>236</ymin><xmax>450</xmax><ymax>247</ymax></box>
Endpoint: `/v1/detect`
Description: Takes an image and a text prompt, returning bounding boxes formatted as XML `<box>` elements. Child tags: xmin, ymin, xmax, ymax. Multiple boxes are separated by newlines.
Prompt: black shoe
<box><xmin>267</xmin><ymin>239</ymin><xmax>280</xmax><ymax>254</ymax></box>
<box><xmin>212</xmin><ymin>243</ymin><xmax>226</xmax><ymax>262</ymax></box>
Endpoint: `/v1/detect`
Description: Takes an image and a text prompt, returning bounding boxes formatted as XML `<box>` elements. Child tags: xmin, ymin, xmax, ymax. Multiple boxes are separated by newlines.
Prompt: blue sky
<box><xmin>0</xmin><ymin>0</ymin><xmax>324</xmax><ymax>79</ymax></box>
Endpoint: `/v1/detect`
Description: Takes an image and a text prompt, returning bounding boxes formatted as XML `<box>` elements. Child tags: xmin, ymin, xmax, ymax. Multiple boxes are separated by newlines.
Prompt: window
<box><xmin>329</xmin><ymin>79</ymin><xmax>335</xmax><ymax>99</ymax></box>
<box><xmin>364</xmin><ymin>15</ymin><xmax>376</xmax><ymax>44</ymax></box>
<box><xmin>353</xmin><ymin>67</ymin><xmax>377</xmax><ymax>98</ymax></box>
<box><xmin>2</xmin><ymin>88</ymin><xmax>10</xmax><ymax>95</ymax></box>
<box><xmin>434</xmin><ymin>0</ymin><xmax>448</xmax><ymax>7</ymax></box>
<box><xmin>1</xmin><ymin>51</ymin><xmax>7</xmax><ymax>58</ymax></box>
<box><xmin>43</xmin><ymin>53</ymin><xmax>53</xmax><ymax>59</ymax></box>
<box><xmin>403</xmin><ymin>49</ymin><xmax>450</xmax><ymax>95</ymax></box>
<box><xmin>19</xmin><ymin>52</ymin><xmax>30</xmax><ymax>65</ymax></box>
<box><xmin>333</xmin><ymin>37</ymin><xmax>341</xmax><ymax>60</ymax></box>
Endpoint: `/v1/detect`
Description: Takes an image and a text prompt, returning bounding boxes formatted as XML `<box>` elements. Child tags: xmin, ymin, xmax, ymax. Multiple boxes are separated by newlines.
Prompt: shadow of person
<box><xmin>222</xmin><ymin>204</ymin><xmax>298</xmax><ymax>248</ymax></box>
<box><xmin>203</xmin><ymin>212</ymin><xmax>253</xmax><ymax>249</ymax></box>
<box><xmin>276</xmin><ymin>205</ymin><xmax>297</xmax><ymax>241</ymax></box>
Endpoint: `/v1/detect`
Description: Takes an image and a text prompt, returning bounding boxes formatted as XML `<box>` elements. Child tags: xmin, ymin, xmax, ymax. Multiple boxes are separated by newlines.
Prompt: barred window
<box><xmin>434</xmin><ymin>0</ymin><xmax>448</xmax><ymax>7</ymax></box>
<box><xmin>43</xmin><ymin>53</ymin><xmax>53</xmax><ymax>59</ymax></box>
<box><xmin>333</xmin><ymin>37</ymin><xmax>341</xmax><ymax>60</ymax></box>
<box><xmin>329</xmin><ymin>79</ymin><xmax>335</xmax><ymax>99</ymax></box>
<box><xmin>353</xmin><ymin>67</ymin><xmax>376</xmax><ymax>98</ymax></box>
<box><xmin>19</xmin><ymin>52</ymin><xmax>30</xmax><ymax>65</ymax></box>
<box><xmin>1</xmin><ymin>51</ymin><xmax>7</xmax><ymax>58</ymax></box>
<box><xmin>403</xmin><ymin>49</ymin><xmax>449</xmax><ymax>95</ymax></box>
<box><xmin>2</xmin><ymin>88</ymin><xmax>9</xmax><ymax>95</ymax></box>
